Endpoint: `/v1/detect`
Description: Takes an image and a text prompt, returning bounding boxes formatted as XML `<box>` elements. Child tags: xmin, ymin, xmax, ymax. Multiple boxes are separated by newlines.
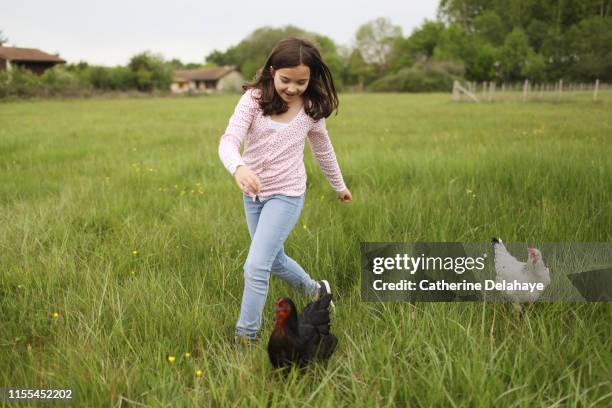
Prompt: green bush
<box><xmin>0</xmin><ymin>65</ymin><xmax>140</xmax><ymax>98</ymax></box>
<box><xmin>40</xmin><ymin>66</ymin><xmax>81</xmax><ymax>95</ymax></box>
<box><xmin>0</xmin><ymin>70</ymin><xmax>10</xmax><ymax>98</ymax></box>
<box><xmin>368</xmin><ymin>61</ymin><xmax>463</xmax><ymax>92</ymax></box>
<box><xmin>0</xmin><ymin>53</ymin><xmax>178</xmax><ymax>98</ymax></box>
<box><xmin>128</xmin><ymin>52</ymin><xmax>172</xmax><ymax>91</ymax></box>
<box><xmin>86</xmin><ymin>66</ymin><xmax>136</xmax><ymax>91</ymax></box>
<box><xmin>0</xmin><ymin>67</ymin><xmax>43</xmax><ymax>97</ymax></box>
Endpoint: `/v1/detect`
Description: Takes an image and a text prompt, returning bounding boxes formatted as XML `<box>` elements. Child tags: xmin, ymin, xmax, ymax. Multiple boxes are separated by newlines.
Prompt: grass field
<box><xmin>1</xmin><ymin>93</ymin><xmax>611</xmax><ymax>406</ymax></box>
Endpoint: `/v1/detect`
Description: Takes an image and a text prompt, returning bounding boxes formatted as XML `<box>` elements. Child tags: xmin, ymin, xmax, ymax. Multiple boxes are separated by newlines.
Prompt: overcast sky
<box><xmin>2</xmin><ymin>1</ymin><xmax>439</xmax><ymax>66</ymax></box>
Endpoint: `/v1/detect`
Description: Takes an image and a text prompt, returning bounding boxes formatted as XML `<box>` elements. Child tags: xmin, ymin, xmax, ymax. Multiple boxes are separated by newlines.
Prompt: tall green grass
<box><xmin>1</xmin><ymin>94</ymin><xmax>610</xmax><ymax>406</ymax></box>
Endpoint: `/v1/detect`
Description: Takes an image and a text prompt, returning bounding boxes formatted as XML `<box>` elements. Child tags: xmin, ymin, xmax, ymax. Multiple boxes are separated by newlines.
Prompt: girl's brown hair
<box><xmin>243</xmin><ymin>37</ymin><xmax>339</xmax><ymax>121</ymax></box>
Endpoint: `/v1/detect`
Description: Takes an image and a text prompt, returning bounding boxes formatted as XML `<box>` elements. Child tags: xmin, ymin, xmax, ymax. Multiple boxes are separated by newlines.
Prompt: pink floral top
<box><xmin>218</xmin><ymin>88</ymin><xmax>347</xmax><ymax>200</ymax></box>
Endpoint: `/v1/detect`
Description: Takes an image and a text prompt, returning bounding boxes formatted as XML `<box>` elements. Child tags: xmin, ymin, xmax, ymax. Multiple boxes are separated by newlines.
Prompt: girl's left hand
<box><xmin>337</xmin><ymin>189</ymin><xmax>352</xmax><ymax>203</ymax></box>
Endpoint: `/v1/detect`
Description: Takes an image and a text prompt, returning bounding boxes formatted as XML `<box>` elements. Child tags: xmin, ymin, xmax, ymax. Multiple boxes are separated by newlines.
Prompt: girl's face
<box><xmin>270</xmin><ymin>64</ymin><xmax>310</xmax><ymax>104</ymax></box>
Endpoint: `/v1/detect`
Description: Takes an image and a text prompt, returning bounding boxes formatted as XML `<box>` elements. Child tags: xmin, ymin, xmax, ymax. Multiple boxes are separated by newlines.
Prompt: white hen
<box><xmin>492</xmin><ymin>237</ymin><xmax>551</xmax><ymax>303</ymax></box>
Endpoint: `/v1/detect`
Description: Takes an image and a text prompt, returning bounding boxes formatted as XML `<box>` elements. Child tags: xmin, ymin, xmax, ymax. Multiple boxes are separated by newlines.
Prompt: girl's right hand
<box><xmin>234</xmin><ymin>165</ymin><xmax>261</xmax><ymax>195</ymax></box>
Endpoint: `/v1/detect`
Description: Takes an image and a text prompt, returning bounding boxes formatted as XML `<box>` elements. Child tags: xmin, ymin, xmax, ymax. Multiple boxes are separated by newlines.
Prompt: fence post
<box><xmin>452</xmin><ymin>80</ymin><xmax>461</xmax><ymax>101</ymax></box>
<box><xmin>488</xmin><ymin>82</ymin><xmax>495</xmax><ymax>102</ymax></box>
<box><xmin>523</xmin><ymin>79</ymin><xmax>529</xmax><ymax>102</ymax></box>
<box><xmin>452</xmin><ymin>81</ymin><xmax>479</xmax><ymax>102</ymax></box>
<box><xmin>558</xmin><ymin>79</ymin><xmax>563</xmax><ymax>101</ymax></box>
<box><xmin>593</xmin><ymin>79</ymin><xmax>600</xmax><ymax>101</ymax></box>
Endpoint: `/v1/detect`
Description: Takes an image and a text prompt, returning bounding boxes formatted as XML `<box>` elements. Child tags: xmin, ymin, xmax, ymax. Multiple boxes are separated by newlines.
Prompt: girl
<box><xmin>218</xmin><ymin>37</ymin><xmax>352</xmax><ymax>343</ymax></box>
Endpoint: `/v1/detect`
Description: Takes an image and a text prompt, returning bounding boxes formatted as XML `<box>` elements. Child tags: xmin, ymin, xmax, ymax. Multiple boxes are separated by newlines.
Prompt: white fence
<box><xmin>452</xmin><ymin>79</ymin><xmax>610</xmax><ymax>103</ymax></box>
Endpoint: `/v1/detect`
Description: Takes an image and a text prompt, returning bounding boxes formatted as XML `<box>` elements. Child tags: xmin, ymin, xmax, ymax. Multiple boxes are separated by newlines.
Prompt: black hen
<box><xmin>267</xmin><ymin>294</ymin><xmax>337</xmax><ymax>369</ymax></box>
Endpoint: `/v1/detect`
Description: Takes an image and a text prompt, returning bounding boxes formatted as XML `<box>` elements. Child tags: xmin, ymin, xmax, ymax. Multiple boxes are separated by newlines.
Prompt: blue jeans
<box><xmin>235</xmin><ymin>193</ymin><xmax>318</xmax><ymax>339</ymax></box>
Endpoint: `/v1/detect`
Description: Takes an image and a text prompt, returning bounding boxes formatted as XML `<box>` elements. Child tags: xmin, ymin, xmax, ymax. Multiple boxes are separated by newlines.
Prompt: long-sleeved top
<box><xmin>218</xmin><ymin>88</ymin><xmax>347</xmax><ymax>200</ymax></box>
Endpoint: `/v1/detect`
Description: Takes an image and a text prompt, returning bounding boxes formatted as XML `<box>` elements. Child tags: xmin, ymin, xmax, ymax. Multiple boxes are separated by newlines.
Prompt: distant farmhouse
<box><xmin>172</xmin><ymin>65</ymin><xmax>244</xmax><ymax>94</ymax></box>
<box><xmin>0</xmin><ymin>46</ymin><xmax>66</xmax><ymax>75</ymax></box>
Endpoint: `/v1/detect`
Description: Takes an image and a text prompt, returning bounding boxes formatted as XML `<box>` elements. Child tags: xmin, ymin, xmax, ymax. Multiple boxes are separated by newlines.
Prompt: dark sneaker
<box><xmin>314</xmin><ymin>280</ymin><xmax>335</xmax><ymax>310</ymax></box>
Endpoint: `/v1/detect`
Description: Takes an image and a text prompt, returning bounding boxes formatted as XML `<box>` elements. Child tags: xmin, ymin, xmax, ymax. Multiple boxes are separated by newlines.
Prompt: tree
<box><xmin>525</xmin><ymin>19</ymin><xmax>548</xmax><ymax>51</ymax></box>
<box><xmin>473</xmin><ymin>11</ymin><xmax>505</xmax><ymax>45</ymax></box>
<box><xmin>499</xmin><ymin>28</ymin><xmax>531</xmax><ymax>81</ymax></box>
<box><xmin>344</xmin><ymin>49</ymin><xmax>376</xmax><ymax>87</ymax></box>
<box><xmin>167</xmin><ymin>59</ymin><xmax>204</xmax><ymax>70</ymax></box>
<box><xmin>522</xmin><ymin>52</ymin><xmax>546</xmax><ymax>82</ymax></box>
<box><xmin>205</xmin><ymin>50</ymin><xmax>234</xmax><ymax>66</ymax></box>
<box><xmin>471</xmin><ymin>43</ymin><xmax>500</xmax><ymax>81</ymax></box>
<box><xmin>437</xmin><ymin>0</ymin><xmax>490</xmax><ymax>28</ymax></box>
<box><xmin>386</xmin><ymin>20</ymin><xmax>445</xmax><ymax>74</ymax></box>
<box><xmin>433</xmin><ymin>23</ymin><xmax>473</xmax><ymax>63</ymax></box>
<box><xmin>437</xmin><ymin>0</ymin><xmax>612</xmax><ymax>80</ymax></box>
<box><xmin>387</xmin><ymin>37</ymin><xmax>415</xmax><ymax>74</ymax></box>
<box><xmin>434</xmin><ymin>22</ymin><xmax>503</xmax><ymax>81</ymax></box>
<box><xmin>0</xmin><ymin>30</ymin><xmax>8</xmax><ymax>46</ymax></box>
<box><xmin>407</xmin><ymin>20</ymin><xmax>445</xmax><ymax>58</ymax></box>
<box><xmin>566</xmin><ymin>16</ymin><xmax>612</xmax><ymax>80</ymax></box>
<box><xmin>354</xmin><ymin>17</ymin><xmax>402</xmax><ymax>75</ymax></box>
<box><xmin>128</xmin><ymin>52</ymin><xmax>172</xmax><ymax>91</ymax></box>
<box><xmin>205</xmin><ymin>25</ymin><xmax>343</xmax><ymax>82</ymax></box>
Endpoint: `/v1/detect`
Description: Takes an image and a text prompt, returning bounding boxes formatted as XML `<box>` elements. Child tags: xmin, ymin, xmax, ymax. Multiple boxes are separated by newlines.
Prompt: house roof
<box><xmin>174</xmin><ymin>66</ymin><xmax>238</xmax><ymax>82</ymax></box>
<box><xmin>0</xmin><ymin>46</ymin><xmax>66</xmax><ymax>63</ymax></box>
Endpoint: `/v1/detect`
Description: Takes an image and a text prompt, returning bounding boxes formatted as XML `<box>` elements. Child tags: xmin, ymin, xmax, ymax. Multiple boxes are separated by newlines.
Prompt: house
<box><xmin>0</xmin><ymin>46</ymin><xmax>66</xmax><ymax>75</ymax></box>
<box><xmin>171</xmin><ymin>65</ymin><xmax>244</xmax><ymax>93</ymax></box>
